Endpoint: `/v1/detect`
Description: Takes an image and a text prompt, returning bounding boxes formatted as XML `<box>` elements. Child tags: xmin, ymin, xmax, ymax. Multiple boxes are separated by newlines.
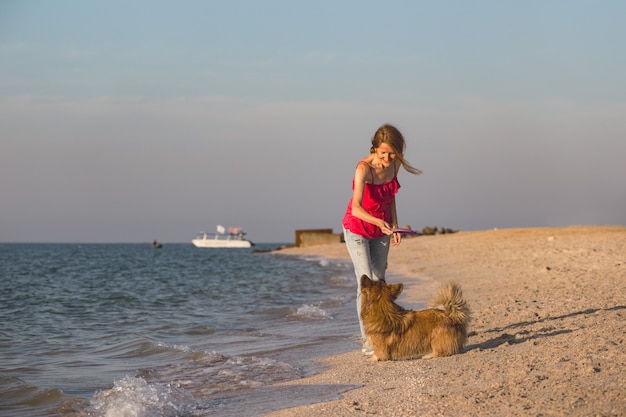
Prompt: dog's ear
<box><xmin>360</xmin><ymin>275</ymin><xmax>372</xmax><ymax>288</ymax></box>
<box><xmin>390</xmin><ymin>283</ymin><xmax>403</xmax><ymax>299</ymax></box>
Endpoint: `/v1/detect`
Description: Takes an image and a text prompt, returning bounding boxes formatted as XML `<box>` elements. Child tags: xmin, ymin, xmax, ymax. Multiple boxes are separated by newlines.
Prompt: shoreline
<box><xmin>265</xmin><ymin>226</ymin><xmax>626</xmax><ymax>416</ymax></box>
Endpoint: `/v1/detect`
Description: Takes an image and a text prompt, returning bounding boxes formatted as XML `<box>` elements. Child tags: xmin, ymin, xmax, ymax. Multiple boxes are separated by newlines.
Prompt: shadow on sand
<box><xmin>465</xmin><ymin>305</ymin><xmax>626</xmax><ymax>352</ymax></box>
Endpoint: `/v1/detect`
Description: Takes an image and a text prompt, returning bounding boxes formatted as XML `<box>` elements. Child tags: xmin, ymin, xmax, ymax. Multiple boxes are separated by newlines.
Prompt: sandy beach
<box><xmin>266</xmin><ymin>226</ymin><xmax>626</xmax><ymax>417</ymax></box>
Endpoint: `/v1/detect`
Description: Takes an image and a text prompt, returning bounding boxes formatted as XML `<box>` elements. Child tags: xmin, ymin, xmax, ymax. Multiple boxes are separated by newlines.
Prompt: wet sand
<box><xmin>265</xmin><ymin>226</ymin><xmax>626</xmax><ymax>417</ymax></box>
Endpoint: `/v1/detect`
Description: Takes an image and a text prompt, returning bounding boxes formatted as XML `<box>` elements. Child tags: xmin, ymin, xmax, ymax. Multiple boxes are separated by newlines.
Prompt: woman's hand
<box><xmin>379</xmin><ymin>221</ymin><xmax>393</xmax><ymax>235</ymax></box>
<box><xmin>391</xmin><ymin>231</ymin><xmax>401</xmax><ymax>247</ymax></box>
<box><xmin>379</xmin><ymin>221</ymin><xmax>401</xmax><ymax>246</ymax></box>
<box><xmin>381</xmin><ymin>221</ymin><xmax>401</xmax><ymax>247</ymax></box>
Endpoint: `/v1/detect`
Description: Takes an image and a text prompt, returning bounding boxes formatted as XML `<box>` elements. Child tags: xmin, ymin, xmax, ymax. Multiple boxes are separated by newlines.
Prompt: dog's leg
<box><xmin>427</xmin><ymin>327</ymin><xmax>460</xmax><ymax>358</ymax></box>
<box><xmin>368</xmin><ymin>338</ymin><xmax>385</xmax><ymax>361</ymax></box>
<box><xmin>372</xmin><ymin>344</ymin><xmax>390</xmax><ymax>361</ymax></box>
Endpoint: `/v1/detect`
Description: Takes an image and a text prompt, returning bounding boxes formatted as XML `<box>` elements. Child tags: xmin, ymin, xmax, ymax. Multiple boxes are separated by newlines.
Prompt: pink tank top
<box><xmin>342</xmin><ymin>162</ymin><xmax>400</xmax><ymax>239</ymax></box>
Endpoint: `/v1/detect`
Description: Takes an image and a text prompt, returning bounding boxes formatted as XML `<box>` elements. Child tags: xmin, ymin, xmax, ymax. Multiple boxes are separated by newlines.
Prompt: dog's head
<box><xmin>360</xmin><ymin>275</ymin><xmax>403</xmax><ymax>301</ymax></box>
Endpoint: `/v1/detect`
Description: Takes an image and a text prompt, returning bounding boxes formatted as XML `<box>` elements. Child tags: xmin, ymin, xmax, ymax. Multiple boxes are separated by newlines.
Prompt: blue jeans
<box><xmin>343</xmin><ymin>228</ymin><xmax>391</xmax><ymax>341</ymax></box>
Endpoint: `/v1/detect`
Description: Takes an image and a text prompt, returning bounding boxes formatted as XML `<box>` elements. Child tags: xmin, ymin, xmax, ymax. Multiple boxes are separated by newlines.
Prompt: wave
<box><xmin>0</xmin><ymin>376</ymin><xmax>64</xmax><ymax>405</ymax></box>
<box><xmin>329</xmin><ymin>273</ymin><xmax>354</xmax><ymax>288</ymax></box>
<box><xmin>84</xmin><ymin>348</ymin><xmax>305</xmax><ymax>416</ymax></box>
<box><xmin>288</xmin><ymin>304</ymin><xmax>333</xmax><ymax>320</ymax></box>
<box><xmin>87</xmin><ymin>376</ymin><xmax>195</xmax><ymax>417</ymax></box>
<box><xmin>0</xmin><ymin>375</ymin><xmax>80</xmax><ymax>417</ymax></box>
<box><xmin>92</xmin><ymin>337</ymin><xmax>191</xmax><ymax>360</ymax></box>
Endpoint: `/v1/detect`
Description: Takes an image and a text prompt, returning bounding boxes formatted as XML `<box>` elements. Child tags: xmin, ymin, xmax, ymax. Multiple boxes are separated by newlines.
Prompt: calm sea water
<box><xmin>0</xmin><ymin>243</ymin><xmax>360</xmax><ymax>417</ymax></box>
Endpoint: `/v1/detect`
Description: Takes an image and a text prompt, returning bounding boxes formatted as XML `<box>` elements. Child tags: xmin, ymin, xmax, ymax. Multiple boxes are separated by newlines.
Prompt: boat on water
<box><xmin>192</xmin><ymin>225</ymin><xmax>254</xmax><ymax>248</ymax></box>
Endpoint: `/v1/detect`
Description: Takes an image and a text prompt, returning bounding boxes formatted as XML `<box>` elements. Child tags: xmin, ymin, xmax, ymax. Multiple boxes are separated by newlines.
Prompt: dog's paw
<box><xmin>423</xmin><ymin>351</ymin><xmax>450</xmax><ymax>359</ymax></box>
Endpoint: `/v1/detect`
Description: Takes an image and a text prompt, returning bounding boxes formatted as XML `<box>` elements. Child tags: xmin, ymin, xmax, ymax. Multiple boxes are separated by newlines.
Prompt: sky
<box><xmin>1</xmin><ymin>1</ymin><xmax>625</xmax><ymax>243</ymax></box>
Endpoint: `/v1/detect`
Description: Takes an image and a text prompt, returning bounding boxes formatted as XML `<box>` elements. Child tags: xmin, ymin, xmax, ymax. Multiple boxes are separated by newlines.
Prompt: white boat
<box><xmin>192</xmin><ymin>225</ymin><xmax>254</xmax><ymax>248</ymax></box>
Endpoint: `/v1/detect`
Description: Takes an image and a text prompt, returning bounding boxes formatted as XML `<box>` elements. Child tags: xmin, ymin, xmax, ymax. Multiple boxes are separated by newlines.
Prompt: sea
<box><xmin>0</xmin><ymin>243</ymin><xmax>362</xmax><ymax>417</ymax></box>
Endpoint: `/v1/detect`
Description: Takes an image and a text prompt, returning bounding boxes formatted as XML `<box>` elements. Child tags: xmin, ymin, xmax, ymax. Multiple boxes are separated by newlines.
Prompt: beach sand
<box><xmin>265</xmin><ymin>226</ymin><xmax>626</xmax><ymax>417</ymax></box>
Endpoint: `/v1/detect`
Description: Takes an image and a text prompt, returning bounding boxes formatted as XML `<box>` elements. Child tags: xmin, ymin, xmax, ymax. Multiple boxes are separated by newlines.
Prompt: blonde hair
<box><xmin>370</xmin><ymin>124</ymin><xmax>422</xmax><ymax>175</ymax></box>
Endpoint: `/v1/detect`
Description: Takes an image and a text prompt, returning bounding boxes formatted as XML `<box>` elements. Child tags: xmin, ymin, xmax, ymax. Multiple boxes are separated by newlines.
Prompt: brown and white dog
<box><xmin>360</xmin><ymin>275</ymin><xmax>470</xmax><ymax>361</ymax></box>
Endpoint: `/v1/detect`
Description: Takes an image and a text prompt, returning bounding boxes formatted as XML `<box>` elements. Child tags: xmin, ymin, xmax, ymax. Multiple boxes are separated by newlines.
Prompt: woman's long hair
<box><xmin>370</xmin><ymin>124</ymin><xmax>422</xmax><ymax>175</ymax></box>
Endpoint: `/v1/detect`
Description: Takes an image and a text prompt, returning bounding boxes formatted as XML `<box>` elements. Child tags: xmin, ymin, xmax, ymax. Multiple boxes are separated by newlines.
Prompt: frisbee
<box><xmin>391</xmin><ymin>227</ymin><xmax>417</xmax><ymax>235</ymax></box>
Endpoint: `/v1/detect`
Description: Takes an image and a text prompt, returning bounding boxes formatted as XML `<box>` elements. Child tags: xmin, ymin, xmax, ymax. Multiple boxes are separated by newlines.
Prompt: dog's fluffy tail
<box><xmin>428</xmin><ymin>282</ymin><xmax>470</xmax><ymax>325</ymax></box>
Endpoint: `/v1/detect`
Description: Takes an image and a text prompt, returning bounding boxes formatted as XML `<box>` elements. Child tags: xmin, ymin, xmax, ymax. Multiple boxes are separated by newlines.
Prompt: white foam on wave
<box><xmin>87</xmin><ymin>376</ymin><xmax>195</xmax><ymax>417</ymax></box>
<box><xmin>298</xmin><ymin>255</ymin><xmax>330</xmax><ymax>267</ymax></box>
<box><xmin>156</xmin><ymin>341</ymin><xmax>192</xmax><ymax>353</ymax></box>
<box><xmin>289</xmin><ymin>304</ymin><xmax>333</xmax><ymax>320</ymax></box>
<box><xmin>128</xmin><ymin>349</ymin><xmax>303</xmax><ymax>400</ymax></box>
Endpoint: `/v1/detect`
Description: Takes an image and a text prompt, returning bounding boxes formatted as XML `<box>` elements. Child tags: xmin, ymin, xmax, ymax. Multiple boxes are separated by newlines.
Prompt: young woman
<box><xmin>342</xmin><ymin>124</ymin><xmax>422</xmax><ymax>352</ymax></box>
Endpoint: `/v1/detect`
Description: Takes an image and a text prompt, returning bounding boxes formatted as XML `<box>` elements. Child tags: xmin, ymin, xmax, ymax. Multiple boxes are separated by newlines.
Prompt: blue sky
<box><xmin>1</xmin><ymin>0</ymin><xmax>625</xmax><ymax>243</ymax></box>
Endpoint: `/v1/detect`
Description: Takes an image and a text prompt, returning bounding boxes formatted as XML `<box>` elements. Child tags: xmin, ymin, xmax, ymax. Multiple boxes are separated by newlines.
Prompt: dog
<box><xmin>360</xmin><ymin>275</ymin><xmax>470</xmax><ymax>361</ymax></box>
